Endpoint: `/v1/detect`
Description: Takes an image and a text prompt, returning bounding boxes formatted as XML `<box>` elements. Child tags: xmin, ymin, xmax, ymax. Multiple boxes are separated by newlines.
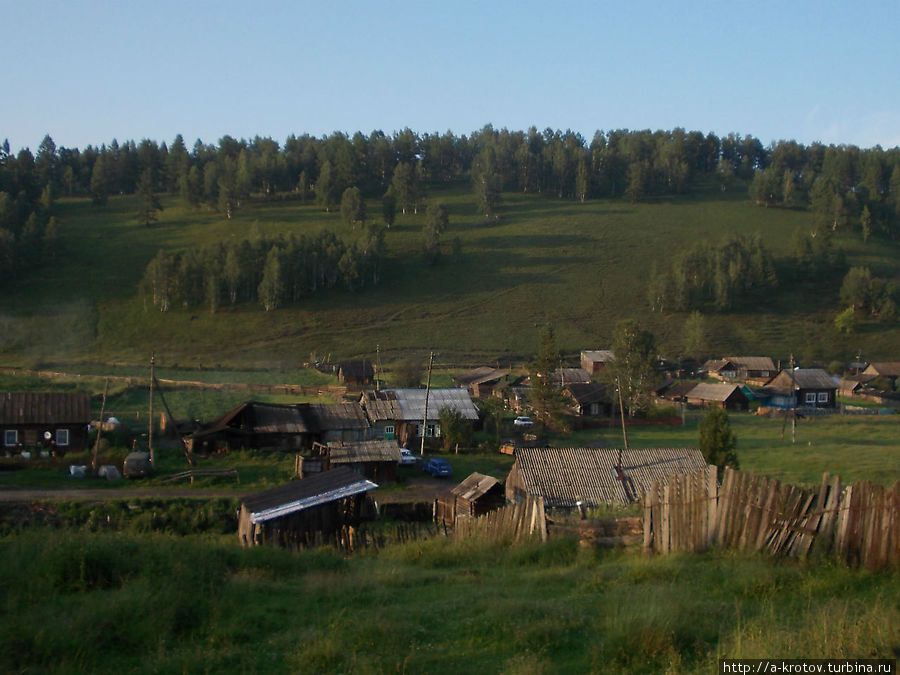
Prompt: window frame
<box><xmin>56</xmin><ymin>429</ymin><xmax>70</xmax><ymax>446</ymax></box>
<box><xmin>3</xmin><ymin>430</ymin><xmax>17</xmax><ymax>446</ymax></box>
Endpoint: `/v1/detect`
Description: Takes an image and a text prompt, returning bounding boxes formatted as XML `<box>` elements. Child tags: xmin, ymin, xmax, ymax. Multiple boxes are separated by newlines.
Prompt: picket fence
<box><xmin>643</xmin><ymin>466</ymin><xmax>900</xmax><ymax>570</ymax></box>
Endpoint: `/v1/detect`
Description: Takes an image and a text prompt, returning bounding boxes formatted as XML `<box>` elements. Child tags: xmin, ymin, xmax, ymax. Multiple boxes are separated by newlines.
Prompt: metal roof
<box><xmin>0</xmin><ymin>392</ymin><xmax>91</xmax><ymax>425</ymax></box>
<box><xmin>512</xmin><ymin>447</ymin><xmax>709</xmax><ymax>507</ymax></box>
<box><xmin>452</xmin><ymin>472</ymin><xmax>501</xmax><ymax>501</ymax></box>
<box><xmin>362</xmin><ymin>388</ymin><xmax>478</xmax><ymax>422</ymax></box>
<box><xmin>242</xmin><ymin>467</ymin><xmax>377</xmax><ymax>523</ymax></box>
<box><xmin>328</xmin><ymin>439</ymin><xmax>401</xmax><ymax>464</ymax></box>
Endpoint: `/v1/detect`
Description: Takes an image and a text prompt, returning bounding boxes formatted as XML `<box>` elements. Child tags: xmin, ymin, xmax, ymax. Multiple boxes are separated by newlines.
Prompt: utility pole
<box><xmin>375</xmin><ymin>344</ymin><xmax>382</xmax><ymax>391</ymax></box>
<box><xmin>149</xmin><ymin>353</ymin><xmax>155</xmax><ymax>467</ymax></box>
<box><xmin>91</xmin><ymin>378</ymin><xmax>109</xmax><ymax>473</ymax></box>
<box><xmin>420</xmin><ymin>351</ymin><xmax>434</xmax><ymax>457</ymax></box>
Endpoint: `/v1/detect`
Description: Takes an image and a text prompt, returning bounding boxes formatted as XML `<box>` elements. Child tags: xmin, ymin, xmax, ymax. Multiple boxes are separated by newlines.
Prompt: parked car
<box><xmin>513</xmin><ymin>415</ymin><xmax>534</xmax><ymax>428</ymax></box>
<box><xmin>398</xmin><ymin>448</ymin><xmax>418</xmax><ymax>466</ymax></box>
<box><xmin>422</xmin><ymin>457</ymin><xmax>452</xmax><ymax>477</ymax></box>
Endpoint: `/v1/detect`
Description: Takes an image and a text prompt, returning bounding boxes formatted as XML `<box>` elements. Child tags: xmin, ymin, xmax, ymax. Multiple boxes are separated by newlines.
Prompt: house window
<box><xmin>384</xmin><ymin>425</ymin><xmax>395</xmax><ymax>439</ymax></box>
<box><xmin>805</xmin><ymin>392</ymin><xmax>816</xmax><ymax>405</ymax></box>
<box><xmin>3</xmin><ymin>430</ymin><xmax>17</xmax><ymax>446</ymax></box>
<box><xmin>416</xmin><ymin>424</ymin><xmax>439</xmax><ymax>438</ymax></box>
<box><xmin>817</xmin><ymin>392</ymin><xmax>829</xmax><ymax>404</ymax></box>
<box><xmin>56</xmin><ymin>429</ymin><xmax>69</xmax><ymax>446</ymax></box>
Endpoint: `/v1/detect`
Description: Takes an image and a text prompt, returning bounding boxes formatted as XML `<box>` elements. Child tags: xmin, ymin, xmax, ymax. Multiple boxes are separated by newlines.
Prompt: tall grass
<box><xmin>1</xmin><ymin>531</ymin><xmax>896</xmax><ymax>673</ymax></box>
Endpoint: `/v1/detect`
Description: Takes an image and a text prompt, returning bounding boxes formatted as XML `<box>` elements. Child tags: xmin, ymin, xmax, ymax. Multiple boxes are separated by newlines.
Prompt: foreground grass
<box><xmin>0</xmin><ymin>532</ymin><xmax>896</xmax><ymax>673</ymax></box>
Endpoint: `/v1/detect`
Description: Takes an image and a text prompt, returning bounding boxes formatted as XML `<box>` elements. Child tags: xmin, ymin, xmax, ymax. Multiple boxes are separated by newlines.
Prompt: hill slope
<box><xmin>1</xmin><ymin>184</ymin><xmax>897</xmax><ymax>369</ymax></box>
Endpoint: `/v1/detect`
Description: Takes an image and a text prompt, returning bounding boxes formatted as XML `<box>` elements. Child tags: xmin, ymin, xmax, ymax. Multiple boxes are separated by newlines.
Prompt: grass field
<box><xmin>1</xmin><ymin>183</ymin><xmax>897</xmax><ymax>372</ymax></box>
<box><xmin>0</xmin><ymin>532</ymin><xmax>896</xmax><ymax>673</ymax></box>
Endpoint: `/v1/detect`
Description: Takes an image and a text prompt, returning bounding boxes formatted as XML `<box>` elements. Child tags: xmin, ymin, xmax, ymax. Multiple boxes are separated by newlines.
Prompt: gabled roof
<box><xmin>242</xmin><ymin>467</ymin><xmax>378</xmax><ymax>524</ymax></box>
<box><xmin>685</xmin><ymin>383</ymin><xmax>746</xmax><ymax>402</ymax></box>
<box><xmin>453</xmin><ymin>367</ymin><xmax>509</xmax><ymax>387</ymax></box>
<box><xmin>863</xmin><ymin>362</ymin><xmax>900</xmax><ymax>377</ymax></box>
<box><xmin>308</xmin><ymin>403</ymin><xmax>369</xmax><ymax>431</ymax></box>
<box><xmin>512</xmin><ymin>447</ymin><xmax>708</xmax><ymax>506</ymax></box>
<box><xmin>550</xmin><ymin>368</ymin><xmax>592</xmax><ymax>385</ymax></box>
<box><xmin>703</xmin><ymin>357</ymin><xmax>775</xmax><ymax>374</ymax></box>
<box><xmin>361</xmin><ymin>388</ymin><xmax>478</xmax><ymax>422</ymax></box>
<box><xmin>582</xmin><ymin>350</ymin><xmax>614</xmax><ymax>363</ymax></box>
<box><xmin>189</xmin><ymin>401</ymin><xmax>313</xmax><ymax>439</ymax></box>
<box><xmin>564</xmin><ymin>381</ymin><xmax>609</xmax><ymax>405</ymax></box>
<box><xmin>0</xmin><ymin>392</ymin><xmax>91</xmax><ymax>425</ymax></box>
<box><xmin>327</xmin><ymin>439</ymin><xmax>401</xmax><ymax>464</ymax></box>
<box><xmin>452</xmin><ymin>472</ymin><xmax>501</xmax><ymax>501</ymax></box>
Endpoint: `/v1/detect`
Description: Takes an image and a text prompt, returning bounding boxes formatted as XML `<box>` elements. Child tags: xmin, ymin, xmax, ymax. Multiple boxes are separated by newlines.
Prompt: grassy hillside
<box><xmin>1</xmin><ymin>183</ymin><xmax>898</xmax><ymax>370</ymax></box>
<box><xmin>1</xmin><ymin>532</ymin><xmax>897</xmax><ymax>673</ymax></box>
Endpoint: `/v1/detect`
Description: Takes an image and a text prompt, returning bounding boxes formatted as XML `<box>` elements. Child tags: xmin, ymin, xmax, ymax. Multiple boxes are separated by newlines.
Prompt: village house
<box><xmin>701</xmin><ymin>356</ymin><xmax>776</xmax><ymax>386</ymax></box>
<box><xmin>505</xmin><ymin>447</ymin><xmax>709</xmax><ymax>507</ymax></box>
<box><xmin>581</xmin><ymin>350</ymin><xmax>614</xmax><ymax>375</ymax></box>
<box><xmin>359</xmin><ymin>388</ymin><xmax>479</xmax><ymax>447</ymax></box>
<box><xmin>185</xmin><ymin>401</ymin><xmax>370</xmax><ymax>454</ymax></box>
<box><xmin>757</xmin><ymin>368</ymin><xmax>837</xmax><ymax>410</ymax></box>
<box><xmin>434</xmin><ymin>472</ymin><xmax>506</xmax><ymax>526</ymax></box>
<box><xmin>337</xmin><ymin>360</ymin><xmax>375</xmax><ymax>386</ymax></box>
<box><xmin>1</xmin><ymin>392</ymin><xmax>91</xmax><ymax>455</ymax></box>
<box><xmin>237</xmin><ymin>467</ymin><xmax>378</xmax><ymax>550</ymax></box>
<box><xmin>452</xmin><ymin>366</ymin><xmax>510</xmax><ymax>399</ymax></box>
<box><xmin>859</xmin><ymin>362</ymin><xmax>900</xmax><ymax>392</ymax></box>
<box><xmin>562</xmin><ymin>381</ymin><xmax>613</xmax><ymax>417</ymax></box>
<box><xmin>684</xmin><ymin>383</ymin><xmax>750</xmax><ymax>411</ymax></box>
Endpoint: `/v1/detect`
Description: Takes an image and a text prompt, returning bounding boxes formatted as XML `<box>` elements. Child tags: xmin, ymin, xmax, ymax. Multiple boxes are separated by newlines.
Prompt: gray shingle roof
<box><xmin>327</xmin><ymin>439</ymin><xmax>401</xmax><ymax>464</ymax></box>
<box><xmin>686</xmin><ymin>383</ymin><xmax>744</xmax><ymax>402</ymax></box>
<box><xmin>512</xmin><ymin>447</ymin><xmax>709</xmax><ymax>507</ymax></box>
<box><xmin>362</xmin><ymin>388</ymin><xmax>478</xmax><ymax>422</ymax></box>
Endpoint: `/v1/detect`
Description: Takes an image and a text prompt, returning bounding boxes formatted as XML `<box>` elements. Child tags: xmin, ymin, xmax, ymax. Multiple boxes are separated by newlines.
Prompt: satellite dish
<box><xmin>44</xmin><ymin>431</ymin><xmax>52</xmax><ymax>440</ymax></box>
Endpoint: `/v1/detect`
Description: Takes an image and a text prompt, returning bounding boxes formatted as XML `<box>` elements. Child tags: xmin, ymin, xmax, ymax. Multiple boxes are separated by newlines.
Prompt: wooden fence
<box><xmin>643</xmin><ymin>467</ymin><xmax>900</xmax><ymax>570</ymax></box>
<box><xmin>452</xmin><ymin>497</ymin><xmax>547</xmax><ymax>543</ymax></box>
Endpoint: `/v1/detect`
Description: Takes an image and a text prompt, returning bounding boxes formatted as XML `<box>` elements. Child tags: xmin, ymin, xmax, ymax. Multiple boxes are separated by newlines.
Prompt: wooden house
<box><xmin>452</xmin><ymin>367</ymin><xmax>510</xmax><ymax>398</ymax></box>
<box><xmin>701</xmin><ymin>356</ymin><xmax>776</xmax><ymax>385</ymax></box>
<box><xmin>359</xmin><ymin>388</ymin><xmax>479</xmax><ymax>446</ymax></box>
<box><xmin>654</xmin><ymin>380</ymin><xmax>698</xmax><ymax>404</ymax></box>
<box><xmin>758</xmin><ymin>369</ymin><xmax>837</xmax><ymax>410</ymax></box>
<box><xmin>563</xmin><ymin>382</ymin><xmax>613</xmax><ymax>417</ymax></box>
<box><xmin>237</xmin><ymin>467</ymin><xmax>378</xmax><ymax>550</ymax></box>
<box><xmin>310</xmin><ymin>439</ymin><xmax>402</xmax><ymax>482</ymax></box>
<box><xmin>506</xmin><ymin>447</ymin><xmax>709</xmax><ymax>507</ymax></box>
<box><xmin>684</xmin><ymin>383</ymin><xmax>750</xmax><ymax>411</ymax></box>
<box><xmin>186</xmin><ymin>402</ymin><xmax>315</xmax><ymax>454</ymax></box>
<box><xmin>337</xmin><ymin>360</ymin><xmax>375</xmax><ymax>385</ymax></box>
<box><xmin>581</xmin><ymin>350</ymin><xmax>614</xmax><ymax>374</ymax></box>
<box><xmin>1</xmin><ymin>392</ymin><xmax>91</xmax><ymax>455</ymax></box>
<box><xmin>434</xmin><ymin>472</ymin><xmax>505</xmax><ymax>526</ymax></box>
<box><xmin>860</xmin><ymin>362</ymin><xmax>900</xmax><ymax>391</ymax></box>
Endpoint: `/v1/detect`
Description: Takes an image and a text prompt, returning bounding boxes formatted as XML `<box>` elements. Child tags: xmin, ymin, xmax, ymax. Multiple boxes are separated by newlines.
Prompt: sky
<box><xmin>2</xmin><ymin>0</ymin><xmax>899</xmax><ymax>153</ymax></box>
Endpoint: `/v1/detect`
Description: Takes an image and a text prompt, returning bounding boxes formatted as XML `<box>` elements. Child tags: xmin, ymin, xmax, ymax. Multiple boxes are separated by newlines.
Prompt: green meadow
<box><xmin>1</xmin><ymin>182</ymin><xmax>898</xmax><ymax>371</ymax></box>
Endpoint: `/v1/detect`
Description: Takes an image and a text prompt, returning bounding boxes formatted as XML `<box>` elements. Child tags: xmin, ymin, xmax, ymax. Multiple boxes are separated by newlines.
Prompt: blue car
<box><xmin>422</xmin><ymin>457</ymin><xmax>452</xmax><ymax>477</ymax></box>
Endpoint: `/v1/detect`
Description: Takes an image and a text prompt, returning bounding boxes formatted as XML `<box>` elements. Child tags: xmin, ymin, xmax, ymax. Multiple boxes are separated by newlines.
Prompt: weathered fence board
<box><xmin>644</xmin><ymin>467</ymin><xmax>899</xmax><ymax>570</ymax></box>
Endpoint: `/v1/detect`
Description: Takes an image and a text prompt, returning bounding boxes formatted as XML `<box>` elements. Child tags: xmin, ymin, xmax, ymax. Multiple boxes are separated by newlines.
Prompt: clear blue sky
<box><xmin>3</xmin><ymin>0</ymin><xmax>899</xmax><ymax>153</ymax></box>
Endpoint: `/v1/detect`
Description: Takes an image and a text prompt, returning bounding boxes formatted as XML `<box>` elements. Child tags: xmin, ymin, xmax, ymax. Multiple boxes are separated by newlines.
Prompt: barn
<box><xmin>237</xmin><ymin>467</ymin><xmax>378</xmax><ymax>550</ymax></box>
<box><xmin>506</xmin><ymin>447</ymin><xmax>709</xmax><ymax>507</ymax></box>
<box><xmin>434</xmin><ymin>472</ymin><xmax>506</xmax><ymax>525</ymax></box>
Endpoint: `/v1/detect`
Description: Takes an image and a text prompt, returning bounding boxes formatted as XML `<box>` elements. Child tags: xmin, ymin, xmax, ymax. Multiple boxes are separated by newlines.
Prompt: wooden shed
<box><xmin>238</xmin><ymin>467</ymin><xmax>378</xmax><ymax>550</ymax></box>
<box><xmin>310</xmin><ymin>439</ymin><xmax>402</xmax><ymax>482</ymax></box>
<box><xmin>435</xmin><ymin>472</ymin><xmax>505</xmax><ymax>525</ymax></box>
<box><xmin>1</xmin><ymin>392</ymin><xmax>91</xmax><ymax>455</ymax></box>
<box><xmin>684</xmin><ymin>383</ymin><xmax>749</xmax><ymax>411</ymax></box>
<box><xmin>506</xmin><ymin>447</ymin><xmax>709</xmax><ymax>507</ymax></box>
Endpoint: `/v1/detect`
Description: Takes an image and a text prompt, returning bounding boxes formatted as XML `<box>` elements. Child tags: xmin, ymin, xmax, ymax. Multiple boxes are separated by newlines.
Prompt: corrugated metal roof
<box><xmin>582</xmin><ymin>350</ymin><xmax>614</xmax><ymax>362</ymax></box>
<box><xmin>452</xmin><ymin>472</ymin><xmax>501</xmax><ymax>501</ymax></box>
<box><xmin>242</xmin><ymin>467</ymin><xmax>377</xmax><ymax>523</ymax></box>
<box><xmin>0</xmin><ymin>392</ymin><xmax>91</xmax><ymax>425</ymax></box>
<box><xmin>363</xmin><ymin>388</ymin><xmax>478</xmax><ymax>422</ymax></box>
<box><xmin>513</xmin><ymin>447</ymin><xmax>709</xmax><ymax>507</ymax></box>
<box><xmin>686</xmin><ymin>383</ymin><xmax>744</xmax><ymax>402</ymax></box>
<box><xmin>328</xmin><ymin>439</ymin><xmax>401</xmax><ymax>463</ymax></box>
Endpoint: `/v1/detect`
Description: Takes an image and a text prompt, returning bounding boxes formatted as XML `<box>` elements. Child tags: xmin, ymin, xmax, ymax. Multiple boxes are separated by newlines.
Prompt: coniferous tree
<box><xmin>135</xmin><ymin>168</ymin><xmax>163</xmax><ymax>226</ymax></box>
